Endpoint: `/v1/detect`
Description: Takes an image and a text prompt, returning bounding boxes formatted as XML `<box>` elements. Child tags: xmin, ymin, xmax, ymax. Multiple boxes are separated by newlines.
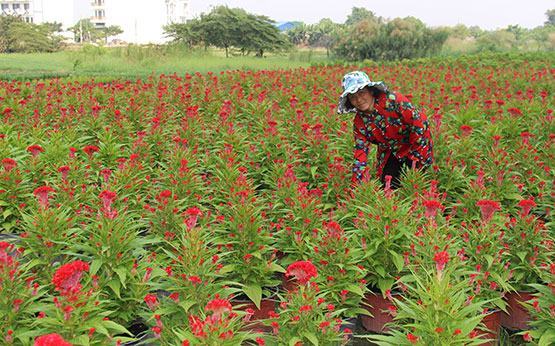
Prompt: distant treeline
<box><xmin>2</xmin><ymin>6</ymin><xmax>554</xmax><ymax>60</ymax></box>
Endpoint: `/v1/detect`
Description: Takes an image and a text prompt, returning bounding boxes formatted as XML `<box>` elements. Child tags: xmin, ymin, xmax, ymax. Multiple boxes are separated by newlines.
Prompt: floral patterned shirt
<box><xmin>352</xmin><ymin>90</ymin><xmax>433</xmax><ymax>183</ymax></box>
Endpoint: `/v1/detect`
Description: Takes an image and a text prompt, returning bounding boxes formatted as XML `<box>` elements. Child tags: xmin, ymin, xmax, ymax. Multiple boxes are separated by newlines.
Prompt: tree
<box><xmin>69</xmin><ymin>19</ymin><xmax>122</xmax><ymax>44</ymax></box>
<box><xmin>545</xmin><ymin>9</ymin><xmax>555</xmax><ymax>26</ymax></box>
<box><xmin>100</xmin><ymin>25</ymin><xmax>123</xmax><ymax>43</ymax></box>
<box><xmin>0</xmin><ymin>15</ymin><xmax>63</xmax><ymax>53</ymax></box>
<box><xmin>163</xmin><ymin>6</ymin><xmax>290</xmax><ymax>57</ymax></box>
<box><xmin>334</xmin><ymin>16</ymin><xmax>447</xmax><ymax>61</ymax></box>
<box><xmin>345</xmin><ymin>7</ymin><xmax>380</xmax><ymax>26</ymax></box>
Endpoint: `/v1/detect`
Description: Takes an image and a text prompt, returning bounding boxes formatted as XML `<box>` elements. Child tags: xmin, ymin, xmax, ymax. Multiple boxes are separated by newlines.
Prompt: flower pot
<box><xmin>476</xmin><ymin>310</ymin><xmax>501</xmax><ymax>346</ymax></box>
<box><xmin>500</xmin><ymin>291</ymin><xmax>533</xmax><ymax>331</ymax></box>
<box><xmin>280</xmin><ymin>274</ymin><xmax>299</xmax><ymax>292</ymax></box>
<box><xmin>359</xmin><ymin>291</ymin><xmax>401</xmax><ymax>333</ymax></box>
<box><xmin>232</xmin><ymin>296</ymin><xmax>277</xmax><ymax>333</ymax></box>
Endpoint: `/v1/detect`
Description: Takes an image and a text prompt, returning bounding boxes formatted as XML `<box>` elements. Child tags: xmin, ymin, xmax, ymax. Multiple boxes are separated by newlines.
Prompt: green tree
<box><xmin>163</xmin><ymin>6</ymin><xmax>290</xmax><ymax>57</ymax></box>
<box><xmin>345</xmin><ymin>7</ymin><xmax>381</xmax><ymax>26</ymax></box>
<box><xmin>545</xmin><ymin>9</ymin><xmax>555</xmax><ymax>26</ymax></box>
<box><xmin>69</xmin><ymin>19</ymin><xmax>122</xmax><ymax>44</ymax></box>
<box><xmin>0</xmin><ymin>15</ymin><xmax>62</xmax><ymax>53</ymax></box>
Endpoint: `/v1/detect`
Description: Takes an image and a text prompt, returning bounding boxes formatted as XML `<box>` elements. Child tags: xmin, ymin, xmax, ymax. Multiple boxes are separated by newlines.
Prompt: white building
<box><xmin>0</xmin><ymin>0</ymin><xmax>190</xmax><ymax>43</ymax></box>
<box><xmin>1</xmin><ymin>0</ymin><xmax>91</xmax><ymax>27</ymax></box>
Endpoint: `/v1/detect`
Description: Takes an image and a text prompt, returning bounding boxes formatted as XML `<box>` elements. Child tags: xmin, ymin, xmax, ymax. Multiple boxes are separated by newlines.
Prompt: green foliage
<box><xmin>334</xmin><ymin>16</ymin><xmax>447</xmax><ymax>61</ymax></box>
<box><xmin>69</xmin><ymin>19</ymin><xmax>123</xmax><ymax>44</ymax></box>
<box><xmin>0</xmin><ymin>15</ymin><xmax>62</xmax><ymax>53</ymax></box>
<box><xmin>164</xmin><ymin>6</ymin><xmax>291</xmax><ymax>57</ymax></box>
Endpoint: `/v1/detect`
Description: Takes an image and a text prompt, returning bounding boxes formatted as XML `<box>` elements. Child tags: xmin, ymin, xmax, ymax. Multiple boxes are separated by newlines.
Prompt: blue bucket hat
<box><xmin>337</xmin><ymin>71</ymin><xmax>387</xmax><ymax>114</ymax></box>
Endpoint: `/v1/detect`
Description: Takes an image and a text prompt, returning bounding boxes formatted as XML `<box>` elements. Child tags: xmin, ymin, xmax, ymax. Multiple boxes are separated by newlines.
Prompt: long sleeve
<box><xmin>352</xmin><ymin>114</ymin><xmax>374</xmax><ymax>183</ymax></box>
<box><xmin>397</xmin><ymin>98</ymin><xmax>433</xmax><ymax>166</ymax></box>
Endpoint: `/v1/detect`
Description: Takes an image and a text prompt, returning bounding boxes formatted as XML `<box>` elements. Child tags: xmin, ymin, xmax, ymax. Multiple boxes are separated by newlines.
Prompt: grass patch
<box><xmin>0</xmin><ymin>45</ymin><xmax>330</xmax><ymax>81</ymax></box>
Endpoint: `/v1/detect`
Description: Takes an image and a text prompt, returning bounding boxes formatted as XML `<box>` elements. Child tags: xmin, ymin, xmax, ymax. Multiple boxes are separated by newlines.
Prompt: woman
<box><xmin>337</xmin><ymin>71</ymin><xmax>433</xmax><ymax>188</ymax></box>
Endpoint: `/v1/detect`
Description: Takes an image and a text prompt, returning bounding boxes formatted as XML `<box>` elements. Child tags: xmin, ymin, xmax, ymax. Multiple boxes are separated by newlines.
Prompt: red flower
<box><xmin>52</xmin><ymin>260</ymin><xmax>89</xmax><ymax>296</ymax></box>
<box><xmin>34</xmin><ymin>333</ymin><xmax>72</xmax><ymax>346</ymax></box>
<box><xmin>144</xmin><ymin>294</ymin><xmax>159</xmax><ymax>310</ymax></box>
<box><xmin>82</xmin><ymin>145</ymin><xmax>99</xmax><ymax>158</ymax></box>
<box><xmin>423</xmin><ymin>199</ymin><xmax>443</xmax><ymax>219</ymax></box>
<box><xmin>2</xmin><ymin>158</ymin><xmax>17</xmax><ymax>171</ymax></box>
<box><xmin>517</xmin><ymin>199</ymin><xmax>536</xmax><ymax>217</ymax></box>
<box><xmin>99</xmin><ymin>190</ymin><xmax>117</xmax><ymax>218</ymax></box>
<box><xmin>33</xmin><ymin>186</ymin><xmax>55</xmax><ymax>209</ymax></box>
<box><xmin>285</xmin><ymin>260</ymin><xmax>318</xmax><ymax>285</ymax></box>
<box><xmin>453</xmin><ymin>328</ymin><xmax>462</xmax><ymax>335</ymax></box>
<box><xmin>433</xmin><ymin>251</ymin><xmax>450</xmax><ymax>272</ymax></box>
<box><xmin>476</xmin><ymin>200</ymin><xmax>501</xmax><ymax>223</ymax></box>
<box><xmin>460</xmin><ymin>125</ymin><xmax>473</xmax><ymax>136</ymax></box>
<box><xmin>205</xmin><ymin>298</ymin><xmax>232</xmax><ymax>318</ymax></box>
<box><xmin>27</xmin><ymin>144</ymin><xmax>44</xmax><ymax>157</ymax></box>
<box><xmin>523</xmin><ymin>332</ymin><xmax>532</xmax><ymax>342</ymax></box>
<box><xmin>406</xmin><ymin>333</ymin><xmax>418</xmax><ymax>344</ymax></box>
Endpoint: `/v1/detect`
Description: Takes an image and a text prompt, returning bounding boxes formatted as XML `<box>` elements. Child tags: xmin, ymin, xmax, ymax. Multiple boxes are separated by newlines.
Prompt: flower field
<box><xmin>0</xmin><ymin>54</ymin><xmax>553</xmax><ymax>345</ymax></box>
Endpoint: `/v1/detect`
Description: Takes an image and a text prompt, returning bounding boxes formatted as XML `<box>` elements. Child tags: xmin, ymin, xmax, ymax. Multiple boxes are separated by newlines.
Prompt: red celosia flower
<box><xmin>433</xmin><ymin>251</ymin><xmax>449</xmax><ymax>272</ymax></box>
<box><xmin>285</xmin><ymin>260</ymin><xmax>318</xmax><ymax>284</ymax></box>
<box><xmin>523</xmin><ymin>332</ymin><xmax>532</xmax><ymax>342</ymax></box>
<box><xmin>2</xmin><ymin>158</ymin><xmax>17</xmax><ymax>171</ymax></box>
<box><xmin>58</xmin><ymin>166</ymin><xmax>70</xmax><ymax>180</ymax></box>
<box><xmin>52</xmin><ymin>260</ymin><xmax>89</xmax><ymax>296</ymax></box>
<box><xmin>423</xmin><ymin>199</ymin><xmax>443</xmax><ymax>219</ymax></box>
<box><xmin>453</xmin><ymin>328</ymin><xmax>462</xmax><ymax>335</ymax></box>
<box><xmin>27</xmin><ymin>144</ymin><xmax>44</xmax><ymax>157</ymax></box>
<box><xmin>82</xmin><ymin>145</ymin><xmax>99</xmax><ymax>158</ymax></box>
<box><xmin>205</xmin><ymin>298</ymin><xmax>232</xmax><ymax>318</ymax></box>
<box><xmin>460</xmin><ymin>125</ymin><xmax>473</xmax><ymax>136</ymax></box>
<box><xmin>99</xmin><ymin>190</ymin><xmax>117</xmax><ymax>218</ymax></box>
<box><xmin>34</xmin><ymin>333</ymin><xmax>72</xmax><ymax>346</ymax></box>
<box><xmin>144</xmin><ymin>294</ymin><xmax>159</xmax><ymax>310</ymax></box>
<box><xmin>406</xmin><ymin>333</ymin><xmax>418</xmax><ymax>344</ymax></box>
<box><xmin>33</xmin><ymin>186</ymin><xmax>55</xmax><ymax>209</ymax></box>
<box><xmin>476</xmin><ymin>200</ymin><xmax>501</xmax><ymax>223</ymax></box>
<box><xmin>517</xmin><ymin>199</ymin><xmax>536</xmax><ymax>217</ymax></box>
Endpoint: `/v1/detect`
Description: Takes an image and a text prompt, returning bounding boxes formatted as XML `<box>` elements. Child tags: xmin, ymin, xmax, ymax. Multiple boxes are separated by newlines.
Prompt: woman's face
<box><xmin>348</xmin><ymin>87</ymin><xmax>375</xmax><ymax>113</ymax></box>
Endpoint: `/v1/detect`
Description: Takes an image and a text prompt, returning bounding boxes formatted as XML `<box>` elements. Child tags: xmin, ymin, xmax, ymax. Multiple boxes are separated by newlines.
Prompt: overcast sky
<box><xmin>187</xmin><ymin>0</ymin><xmax>553</xmax><ymax>30</ymax></box>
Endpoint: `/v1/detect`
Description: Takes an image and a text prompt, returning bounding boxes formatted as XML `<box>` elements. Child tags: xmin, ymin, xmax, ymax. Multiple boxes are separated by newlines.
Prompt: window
<box><xmin>95</xmin><ymin>9</ymin><xmax>105</xmax><ymax>19</ymax></box>
<box><xmin>24</xmin><ymin>3</ymin><xmax>30</xmax><ymax>10</ymax></box>
<box><xmin>12</xmin><ymin>3</ymin><xmax>20</xmax><ymax>10</ymax></box>
<box><xmin>1</xmin><ymin>4</ymin><xmax>9</xmax><ymax>11</ymax></box>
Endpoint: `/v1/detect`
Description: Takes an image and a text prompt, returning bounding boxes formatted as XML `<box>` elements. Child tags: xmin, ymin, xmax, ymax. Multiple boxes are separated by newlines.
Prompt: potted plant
<box><xmin>518</xmin><ymin>263</ymin><xmax>555</xmax><ymax>345</ymax></box>
<box><xmin>347</xmin><ymin>179</ymin><xmax>414</xmax><ymax>331</ymax></box>
<box><xmin>500</xmin><ymin>198</ymin><xmax>554</xmax><ymax>330</ymax></box>
<box><xmin>261</xmin><ymin>260</ymin><xmax>350</xmax><ymax>345</ymax></box>
<box><xmin>366</xmin><ymin>250</ymin><xmax>488</xmax><ymax>346</ymax></box>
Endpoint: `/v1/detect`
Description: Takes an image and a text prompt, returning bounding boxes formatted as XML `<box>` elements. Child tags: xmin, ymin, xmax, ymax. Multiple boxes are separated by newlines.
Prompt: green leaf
<box><xmin>346</xmin><ymin>284</ymin><xmax>364</xmax><ymax>296</ymax></box>
<box><xmin>3</xmin><ymin>208</ymin><xmax>13</xmax><ymax>219</ymax></box>
<box><xmin>538</xmin><ymin>330</ymin><xmax>555</xmax><ymax>346</ymax></box>
<box><xmin>269</xmin><ymin>262</ymin><xmax>286</xmax><ymax>273</ymax></box>
<box><xmin>72</xmin><ymin>335</ymin><xmax>90</xmax><ymax>346</ymax></box>
<box><xmin>219</xmin><ymin>264</ymin><xmax>235</xmax><ymax>274</ymax></box>
<box><xmin>377</xmin><ymin>279</ymin><xmax>394</xmax><ymax>295</ymax></box>
<box><xmin>178</xmin><ymin>300</ymin><xmax>196</xmax><ymax>313</ymax></box>
<box><xmin>113</xmin><ymin>267</ymin><xmax>127</xmax><ymax>288</ymax></box>
<box><xmin>107</xmin><ymin>279</ymin><xmax>121</xmax><ymax>298</ymax></box>
<box><xmin>89</xmin><ymin>259</ymin><xmax>102</xmax><ymax>276</ymax></box>
<box><xmin>389</xmin><ymin>250</ymin><xmax>404</xmax><ymax>272</ymax></box>
<box><xmin>289</xmin><ymin>337</ymin><xmax>303</xmax><ymax>346</ymax></box>
<box><xmin>310</xmin><ymin>166</ymin><xmax>318</xmax><ymax>179</ymax></box>
<box><xmin>243</xmin><ymin>284</ymin><xmax>262</xmax><ymax>309</ymax></box>
<box><xmin>303</xmin><ymin>332</ymin><xmax>319</xmax><ymax>345</ymax></box>
<box><xmin>483</xmin><ymin>254</ymin><xmax>494</xmax><ymax>268</ymax></box>
<box><xmin>516</xmin><ymin>251</ymin><xmax>527</xmax><ymax>263</ymax></box>
<box><xmin>102</xmin><ymin>320</ymin><xmax>131</xmax><ymax>336</ymax></box>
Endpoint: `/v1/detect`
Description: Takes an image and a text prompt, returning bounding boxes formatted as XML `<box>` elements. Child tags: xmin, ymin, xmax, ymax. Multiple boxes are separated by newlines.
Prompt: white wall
<box><xmin>105</xmin><ymin>0</ymin><xmax>168</xmax><ymax>44</ymax></box>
